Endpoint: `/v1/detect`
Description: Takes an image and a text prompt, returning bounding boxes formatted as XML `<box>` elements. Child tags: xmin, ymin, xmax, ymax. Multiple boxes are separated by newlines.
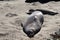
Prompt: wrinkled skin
<box><xmin>21</xmin><ymin>11</ymin><xmax>44</xmax><ymax>38</ymax></box>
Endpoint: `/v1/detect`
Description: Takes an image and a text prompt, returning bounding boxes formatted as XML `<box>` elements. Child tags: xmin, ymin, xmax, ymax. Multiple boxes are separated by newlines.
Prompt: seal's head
<box><xmin>21</xmin><ymin>21</ymin><xmax>41</xmax><ymax>38</ymax></box>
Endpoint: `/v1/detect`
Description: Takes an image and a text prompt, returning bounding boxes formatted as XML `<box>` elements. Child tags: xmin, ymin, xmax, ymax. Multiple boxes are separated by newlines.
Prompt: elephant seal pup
<box><xmin>21</xmin><ymin>11</ymin><xmax>44</xmax><ymax>38</ymax></box>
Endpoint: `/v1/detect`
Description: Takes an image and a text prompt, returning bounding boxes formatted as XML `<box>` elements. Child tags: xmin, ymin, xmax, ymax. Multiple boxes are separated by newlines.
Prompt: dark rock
<box><xmin>25</xmin><ymin>0</ymin><xmax>60</xmax><ymax>4</ymax></box>
<box><xmin>50</xmin><ymin>29</ymin><xmax>60</xmax><ymax>38</ymax></box>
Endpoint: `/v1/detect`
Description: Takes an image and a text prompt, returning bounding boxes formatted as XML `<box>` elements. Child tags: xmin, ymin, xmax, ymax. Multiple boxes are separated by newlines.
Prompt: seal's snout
<box><xmin>27</xmin><ymin>30</ymin><xmax>34</xmax><ymax>38</ymax></box>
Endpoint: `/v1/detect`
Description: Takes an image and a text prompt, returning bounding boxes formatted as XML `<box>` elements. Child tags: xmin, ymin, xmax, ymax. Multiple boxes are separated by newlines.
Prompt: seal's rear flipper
<box><xmin>27</xmin><ymin>9</ymin><xmax>58</xmax><ymax>15</ymax></box>
<box><xmin>36</xmin><ymin>9</ymin><xmax>58</xmax><ymax>15</ymax></box>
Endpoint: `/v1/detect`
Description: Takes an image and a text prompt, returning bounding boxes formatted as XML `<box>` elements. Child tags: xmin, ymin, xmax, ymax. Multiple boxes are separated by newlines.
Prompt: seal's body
<box><xmin>21</xmin><ymin>11</ymin><xmax>44</xmax><ymax>38</ymax></box>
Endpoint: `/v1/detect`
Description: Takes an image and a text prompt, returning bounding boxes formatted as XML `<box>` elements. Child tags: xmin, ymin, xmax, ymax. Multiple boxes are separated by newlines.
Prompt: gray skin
<box><xmin>21</xmin><ymin>11</ymin><xmax>44</xmax><ymax>38</ymax></box>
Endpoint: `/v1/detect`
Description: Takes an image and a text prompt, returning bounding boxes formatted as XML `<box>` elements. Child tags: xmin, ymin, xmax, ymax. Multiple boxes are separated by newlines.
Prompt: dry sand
<box><xmin>0</xmin><ymin>0</ymin><xmax>60</xmax><ymax>40</ymax></box>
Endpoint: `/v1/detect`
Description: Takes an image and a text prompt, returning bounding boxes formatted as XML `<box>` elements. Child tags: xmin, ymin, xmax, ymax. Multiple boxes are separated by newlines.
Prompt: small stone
<box><xmin>5</xmin><ymin>13</ymin><xmax>18</xmax><ymax>17</ymax></box>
